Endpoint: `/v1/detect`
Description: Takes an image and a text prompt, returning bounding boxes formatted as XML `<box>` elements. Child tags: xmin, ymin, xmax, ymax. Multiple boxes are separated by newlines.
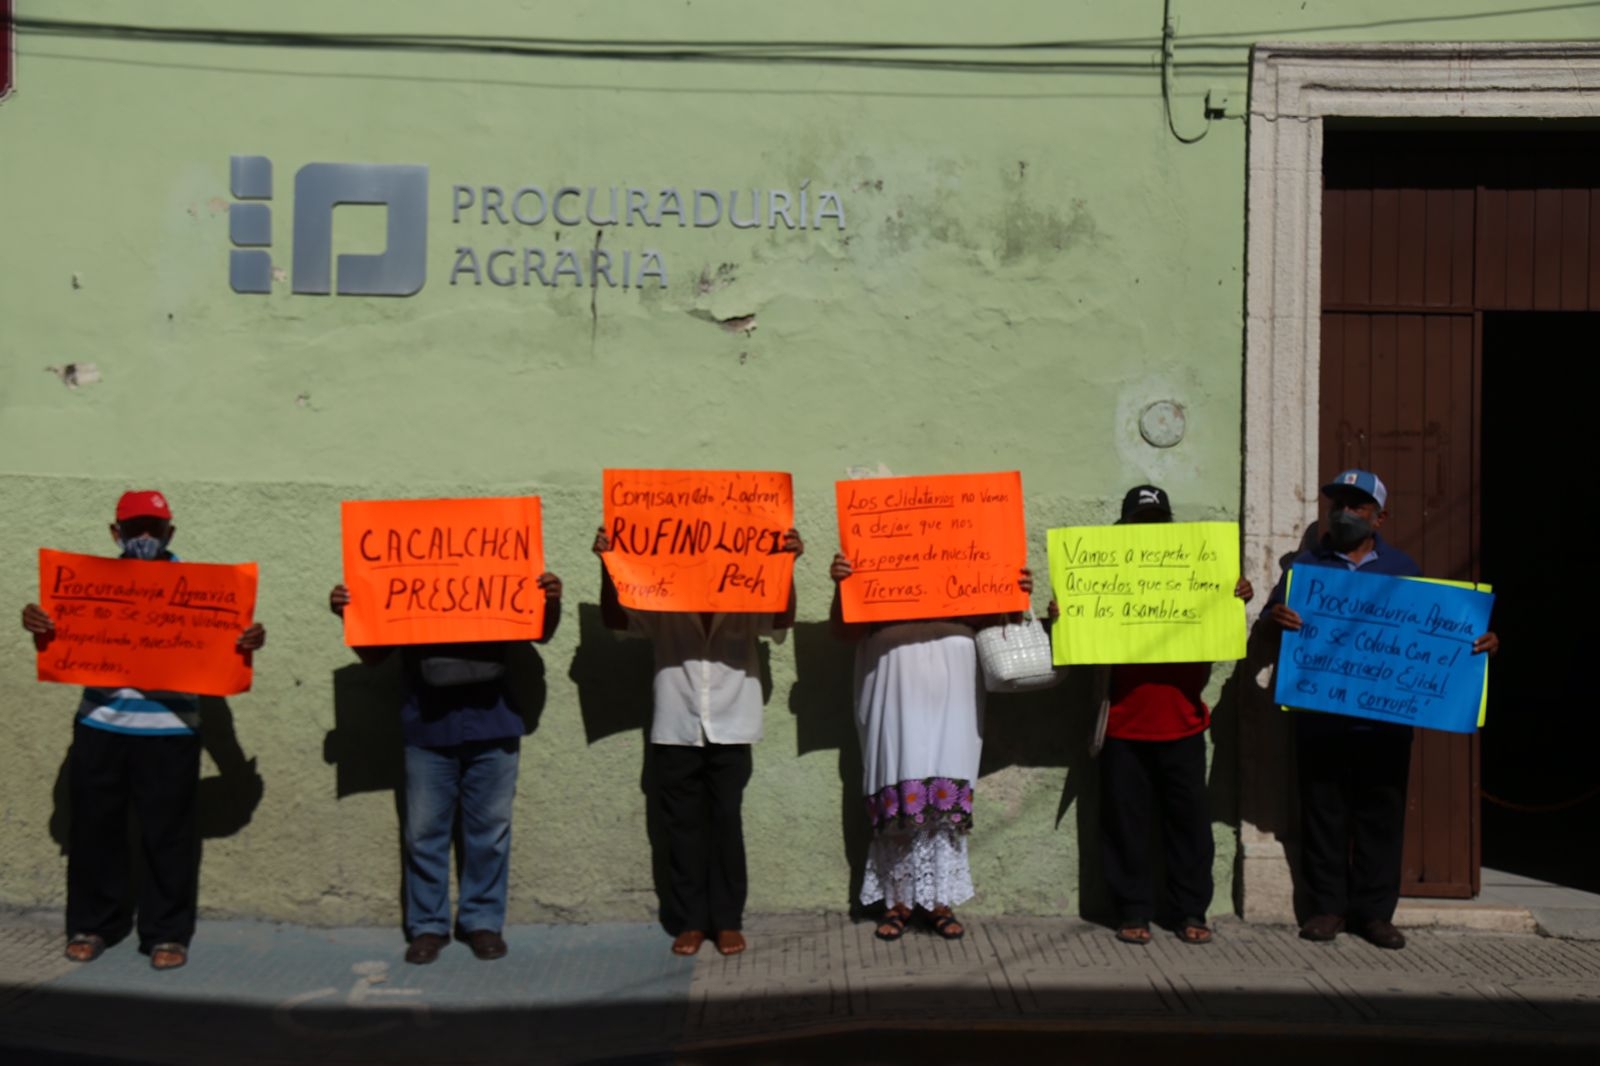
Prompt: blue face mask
<box><xmin>118</xmin><ymin>534</ymin><xmax>168</xmax><ymax>560</ymax></box>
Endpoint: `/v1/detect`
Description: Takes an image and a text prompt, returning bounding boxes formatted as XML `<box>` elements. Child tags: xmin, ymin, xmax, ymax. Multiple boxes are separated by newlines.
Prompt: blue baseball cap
<box><xmin>1321</xmin><ymin>469</ymin><xmax>1387</xmax><ymax>509</ymax></box>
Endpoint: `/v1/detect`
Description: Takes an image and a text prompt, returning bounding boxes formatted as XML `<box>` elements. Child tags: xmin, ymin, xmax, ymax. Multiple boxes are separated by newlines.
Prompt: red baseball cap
<box><xmin>116</xmin><ymin>490</ymin><xmax>172</xmax><ymax>522</ymax></box>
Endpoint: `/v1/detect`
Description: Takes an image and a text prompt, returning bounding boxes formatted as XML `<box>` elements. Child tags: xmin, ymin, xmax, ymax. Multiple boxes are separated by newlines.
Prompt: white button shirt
<box><xmin>628</xmin><ymin>611</ymin><xmax>785</xmax><ymax>747</ymax></box>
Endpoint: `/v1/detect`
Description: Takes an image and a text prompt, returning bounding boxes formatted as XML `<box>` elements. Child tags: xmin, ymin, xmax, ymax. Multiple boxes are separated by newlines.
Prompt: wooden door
<box><xmin>1319</xmin><ymin>311</ymin><xmax>1480</xmax><ymax>897</ymax></box>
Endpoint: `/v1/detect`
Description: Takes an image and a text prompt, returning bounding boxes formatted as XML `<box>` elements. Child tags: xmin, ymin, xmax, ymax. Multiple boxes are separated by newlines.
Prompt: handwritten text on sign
<box><xmin>1275</xmin><ymin>567</ymin><xmax>1494</xmax><ymax>734</ymax></box>
<box><xmin>37</xmin><ymin>549</ymin><xmax>258</xmax><ymax>696</ymax></box>
<box><xmin>1047</xmin><ymin>523</ymin><xmax>1245</xmax><ymax>665</ymax></box>
<box><xmin>341</xmin><ymin>497</ymin><xmax>545</xmax><ymax>646</ymax></box>
<box><xmin>602</xmin><ymin>469</ymin><xmax>794</xmax><ymax>612</ymax></box>
<box><xmin>836</xmin><ymin>471</ymin><xmax>1029</xmax><ymax>623</ymax></box>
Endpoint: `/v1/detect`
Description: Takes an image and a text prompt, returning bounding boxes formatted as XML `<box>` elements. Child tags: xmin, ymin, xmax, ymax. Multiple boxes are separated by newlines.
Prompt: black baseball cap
<box><xmin>1120</xmin><ymin>485</ymin><xmax>1172</xmax><ymax>523</ymax></box>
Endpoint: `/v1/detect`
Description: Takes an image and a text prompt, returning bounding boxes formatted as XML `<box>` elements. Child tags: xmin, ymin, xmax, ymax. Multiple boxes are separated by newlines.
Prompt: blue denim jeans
<box><xmin>403</xmin><ymin>739</ymin><xmax>520</xmax><ymax>938</ymax></box>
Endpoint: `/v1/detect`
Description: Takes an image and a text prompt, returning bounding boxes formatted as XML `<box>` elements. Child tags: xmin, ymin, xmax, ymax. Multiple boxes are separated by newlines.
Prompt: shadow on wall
<box><xmin>789</xmin><ymin>620</ymin><xmax>1111</xmax><ymax>923</ymax></box>
<box><xmin>49</xmin><ymin>697</ymin><xmax>266</xmax><ymax>856</ymax></box>
<box><xmin>566</xmin><ymin>602</ymin><xmax>665</xmax><ymax>929</ymax></box>
<box><xmin>1217</xmin><ymin>521</ymin><xmax>1320</xmax><ymax>917</ymax></box>
<box><xmin>324</xmin><ymin>661</ymin><xmax>405</xmax><ymax>799</ymax></box>
<box><xmin>980</xmin><ymin>662</ymin><xmax>1110</xmax><ymax>924</ymax></box>
<box><xmin>787</xmin><ymin>621</ymin><xmax>868</xmax><ymax>916</ymax></box>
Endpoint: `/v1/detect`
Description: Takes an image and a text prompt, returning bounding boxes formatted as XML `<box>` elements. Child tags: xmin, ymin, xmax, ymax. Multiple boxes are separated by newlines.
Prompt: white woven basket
<box><xmin>975</xmin><ymin>612</ymin><xmax>1061</xmax><ymax>693</ymax></box>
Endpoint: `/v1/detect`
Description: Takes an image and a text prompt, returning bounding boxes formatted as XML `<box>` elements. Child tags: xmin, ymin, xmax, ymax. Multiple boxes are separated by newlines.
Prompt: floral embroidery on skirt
<box><xmin>865</xmin><ymin>777</ymin><xmax>973</xmax><ymax>833</ymax></box>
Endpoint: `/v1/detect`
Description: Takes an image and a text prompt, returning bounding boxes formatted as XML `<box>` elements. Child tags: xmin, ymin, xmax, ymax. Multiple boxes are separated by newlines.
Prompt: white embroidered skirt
<box><xmin>853</xmin><ymin>622</ymin><xmax>984</xmax><ymax>909</ymax></box>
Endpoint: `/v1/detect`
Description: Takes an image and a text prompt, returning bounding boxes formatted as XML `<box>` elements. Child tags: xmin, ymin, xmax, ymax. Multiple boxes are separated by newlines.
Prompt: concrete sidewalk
<box><xmin>2</xmin><ymin>911</ymin><xmax>1598</xmax><ymax>1065</ymax></box>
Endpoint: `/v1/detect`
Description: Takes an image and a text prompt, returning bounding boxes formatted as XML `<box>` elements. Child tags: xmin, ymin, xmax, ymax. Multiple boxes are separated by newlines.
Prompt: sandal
<box><xmin>714</xmin><ymin>930</ymin><xmax>746</xmax><ymax>956</ymax></box>
<box><xmin>1116</xmin><ymin>922</ymin><xmax>1152</xmax><ymax>945</ymax></box>
<box><xmin>874</xmin><ymin>908</ymin><xmax>911</xmax><ymax>942</ymax></box>
<box><xmin>928</xmin><ymin>909</ymin><xmax>965</xmax><ymax>941</ymax></box>
<box><xmin>671</xmin><ymin>930</ymin><xmax>706</xmax><ymax>956</ymax></box>
<box><xmin>149</xmin><ymin>942</ymin><xmax>188</xmax><ymax>971</ymax></box>
<box><xmin>1178</xmin><ymin>919</ymin><xmax>1213</xmax><ymax>946</ymax></box>
<box><xmin>64</xmin><ymin>933</ymin><xmax>105</xmax><ymax>963</ymax></box>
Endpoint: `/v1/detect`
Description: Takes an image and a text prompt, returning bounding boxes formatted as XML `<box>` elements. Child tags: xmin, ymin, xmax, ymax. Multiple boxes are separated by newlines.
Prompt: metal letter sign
<box><xmin>229</xmin><ymin>155</ymin><xmax>429</xmax><ymax>297</ymax></box>
<box><xmin>292</xmin><ymin>163</ymin><xmax>428</xmax><ymax>296</ymax></box>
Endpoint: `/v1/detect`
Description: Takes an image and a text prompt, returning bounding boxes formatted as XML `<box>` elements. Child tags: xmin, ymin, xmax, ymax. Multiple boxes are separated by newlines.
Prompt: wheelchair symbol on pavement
<box><xmin>274</xmin><ymin>960</ymin><xmax>436</xmax><ymax>1039</ymax></box>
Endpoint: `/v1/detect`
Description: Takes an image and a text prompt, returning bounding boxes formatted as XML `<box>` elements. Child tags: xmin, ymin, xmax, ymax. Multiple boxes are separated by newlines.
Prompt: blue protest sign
<box><xmin>1275</xmin><ymin>568</ymin><xmax>1494</xmax><ymax>734</ymax></box>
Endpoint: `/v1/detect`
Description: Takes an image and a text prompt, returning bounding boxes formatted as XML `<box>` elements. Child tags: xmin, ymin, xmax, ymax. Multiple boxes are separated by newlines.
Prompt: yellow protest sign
<box><xmin>1047</xmin><ymin>522</ymin><xmax>1245</xmax><ymax>665</ymax></box>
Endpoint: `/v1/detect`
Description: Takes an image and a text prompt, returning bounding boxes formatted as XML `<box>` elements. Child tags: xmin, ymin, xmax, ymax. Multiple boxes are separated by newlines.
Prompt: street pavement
<box><xmin>2</xmin><ymin>910</ymin><xmax>1598</xmax><ymax>1065</ymax></box>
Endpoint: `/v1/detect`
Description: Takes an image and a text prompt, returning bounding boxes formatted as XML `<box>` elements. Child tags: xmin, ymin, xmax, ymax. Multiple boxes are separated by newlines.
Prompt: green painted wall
<box><xmin>2</xmin><ymin>1</ymin><xmax>1593</xmax><ymax>925</ymax></box>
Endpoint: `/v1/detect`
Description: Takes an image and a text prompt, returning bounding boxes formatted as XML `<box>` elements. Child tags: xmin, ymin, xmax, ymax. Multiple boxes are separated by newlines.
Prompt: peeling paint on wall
<box><xmin>44</xmin><ymin>363</ymin><xmax>101</xmax><ymax>389</ymax></box>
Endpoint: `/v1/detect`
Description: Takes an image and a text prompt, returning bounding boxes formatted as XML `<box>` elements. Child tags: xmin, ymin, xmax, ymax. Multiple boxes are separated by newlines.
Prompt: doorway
<box><xmin>1479</xmin><ymin>311</ymin><xmax>1600</xmax><ymax>892</ymax></box>
<box><xmin>1320</xmin><ymin>126</ymin><xmax>1600</xmax><ymax>898</ymax></box>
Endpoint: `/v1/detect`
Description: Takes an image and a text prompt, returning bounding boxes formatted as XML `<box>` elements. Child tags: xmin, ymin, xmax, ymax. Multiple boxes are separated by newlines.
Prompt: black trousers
<box><xmin>67</xmin><ymin>722</ymin><xmax>203</xmax><ymax>949</ymax></box>
<box><xmin>1099</xmin><ymin>732</ymin><xmax>1214</xmax><ymax>923</ymax></box>
<box><xmin>1295</xmin><ymin>715</ymin><xmax>1413</xmax><ymax>923</ymax></box>
<box><xmin>653</xmin><ymin>742</ymin><xmax>752</xmax><ymax>934</ymax></box>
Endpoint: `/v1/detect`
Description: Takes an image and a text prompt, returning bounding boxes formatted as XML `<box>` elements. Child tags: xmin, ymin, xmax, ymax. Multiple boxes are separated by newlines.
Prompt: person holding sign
<box><xmin>328</xmin><ymin>571</ymin><xmax>562</xmax><ymax>965</ymax></box>
<box><xmin>594</xmin><ymin>524</ymin><xmax>804</xmax><ymax>958</ymax></box>
<box><xmin>19</xmin><ymin>491</ymin><xmax>266</xmax><ymax>972</ymax></box>
<box><xmin>830</xmin><ymin>552</ymin><xmax>1034</xmax><ymax>942</ymax></box>
<box><xmin>1050</xmin><ymin>486</ymin><xmax>1252</xmax><ymax>947</ymax></box>
<box><xmin>1266</xmin><ymin>469</ymin><xmax>1498</xmax><ymax>950</ymax></box>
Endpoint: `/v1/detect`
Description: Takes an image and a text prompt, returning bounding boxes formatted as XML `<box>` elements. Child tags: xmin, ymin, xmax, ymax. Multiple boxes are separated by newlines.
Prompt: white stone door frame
<box><xmin>1238</xmin><ymin>42</ymin><xmax>1600</xmax><ymax>923</ymax></box>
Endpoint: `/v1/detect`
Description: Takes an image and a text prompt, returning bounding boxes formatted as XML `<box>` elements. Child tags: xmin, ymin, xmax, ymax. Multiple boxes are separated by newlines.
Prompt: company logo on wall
<box><xmin>229</xmin><ymin>156</ymin><xmax>429</xmax><ymax>297</ymax></box>
<box><xmin>229</xmin><ymin>155</ymin><xmax>846</xmax><ymax>298</ymax></box>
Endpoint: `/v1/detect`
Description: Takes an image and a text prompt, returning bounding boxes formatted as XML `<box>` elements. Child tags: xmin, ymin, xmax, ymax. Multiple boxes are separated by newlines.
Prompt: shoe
<box><xmin>714</xmin><ymin>930</ymin><xmax>746</xmax><ymax>956</ymax></box>
<box><xmin>1299</xmin><ymin>914</ymin><xmax>1345</xmax><ymax>942</ymax></box>
<box><xmin>148</xmin><ymin>942</ymin><xmax>187</xmax><ymax>971</ymax></box>
<box><xmin>671</xmin><ymin>930</ymin><xmax>706</xmax><ymax>956</ymax></box>
<box><xmin>1178</xmin><ymin>919</ymin><xmax>1213</xmax><ymax>946</ymax></box>
<box><xmin>64</xmin><ymin>933</ymin><xmax>106</xmax><ymax>963</ymax></box>
<box><xmin>405</xmin><ymin>932</ymin><xmax>448</xmax><ymax>965</ymax></box>
<box><xmin>1359</xmin><ymin>918</ymin><xmax>1406</xmax><ymax>950</ymax></box>
<box><xmin>462</xmin><ymin>930</ymin><xmax>508</xmax><ymax>960</ymax></box>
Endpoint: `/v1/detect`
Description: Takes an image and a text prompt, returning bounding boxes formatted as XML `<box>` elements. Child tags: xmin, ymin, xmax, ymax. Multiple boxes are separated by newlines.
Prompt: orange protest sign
<box><xmin>836</xmin><ymin>471</ymin><xmax>1030</xmax><ymax>623</ymax></box>
<box><xmin>36</xmin><ymin>549</ymin><xmax>259</xmax><ymax>696</ymax></box>
<box><xmin>341</xmin><ymin>496</ymin><xmax>545</xmax><ymax>646</ymax></box>
<box><xmin>601</xmin><ymin>469</ymin><xmax>794</xmax><ymax>613</ymax></box>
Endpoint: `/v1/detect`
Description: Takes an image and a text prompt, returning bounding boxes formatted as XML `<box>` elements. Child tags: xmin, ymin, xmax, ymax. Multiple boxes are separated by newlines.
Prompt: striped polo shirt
<box><xmin>76</xmin><ymin>687</ymin><xmax>200</xmax><ymax>736</ymax></box>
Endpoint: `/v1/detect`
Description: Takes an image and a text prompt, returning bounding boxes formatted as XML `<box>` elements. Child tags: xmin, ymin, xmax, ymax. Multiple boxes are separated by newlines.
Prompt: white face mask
<box><xmin>118</xmin><ymin>533</ymin><xmax>168</xmax><ymax>560</ymax></box>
